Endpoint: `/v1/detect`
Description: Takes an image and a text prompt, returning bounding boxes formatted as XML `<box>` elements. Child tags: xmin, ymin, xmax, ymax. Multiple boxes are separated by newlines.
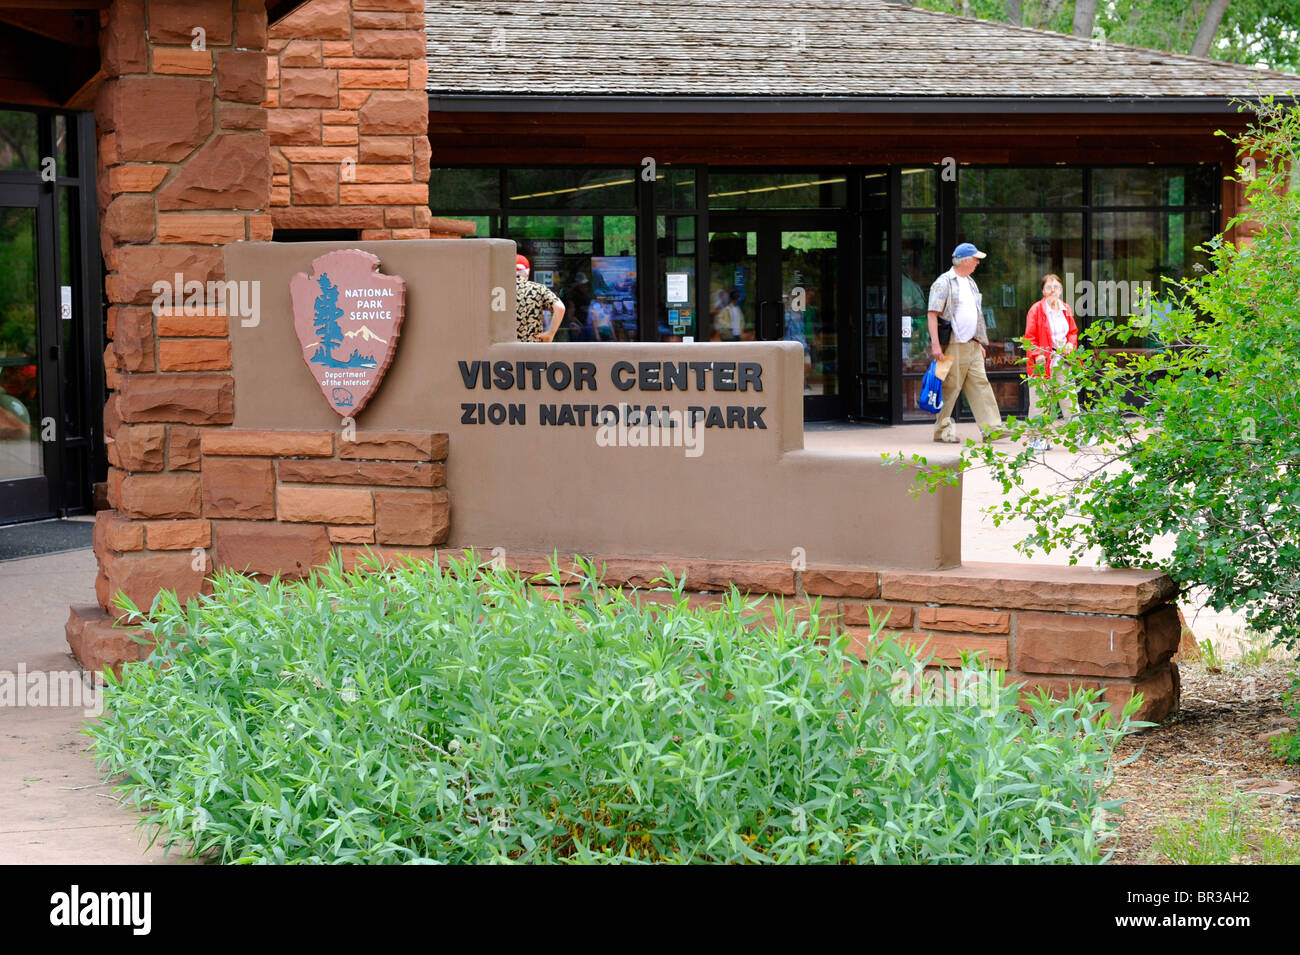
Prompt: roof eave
<box><xmin>427</xmin><ymin>93</ymin><xmax>1297</xmax><ymax>115</ymax></box>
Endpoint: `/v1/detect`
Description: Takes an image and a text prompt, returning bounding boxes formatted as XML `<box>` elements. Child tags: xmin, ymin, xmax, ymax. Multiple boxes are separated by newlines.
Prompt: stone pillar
<box><xmin>70</xmin><ymin>0</ymin><xmax>272</xmax><ymax>668</ymax></box>
<box><xmin>265</xmin><ymin>0</ymin><xmax>432</xmax><ymax>238</ymax></box>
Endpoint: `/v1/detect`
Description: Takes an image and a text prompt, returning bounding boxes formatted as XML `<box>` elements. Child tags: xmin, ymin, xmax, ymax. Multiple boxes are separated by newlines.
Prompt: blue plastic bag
<box><xmin>917</xmin><ymin>360</ymin><xmax>943</xmax><ymax>414</ymax></box>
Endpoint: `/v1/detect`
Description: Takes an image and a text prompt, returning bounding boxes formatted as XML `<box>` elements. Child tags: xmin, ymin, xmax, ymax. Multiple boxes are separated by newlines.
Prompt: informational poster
<box><xmin>591</xmin><ymin>256</ymin><xmax>638</xmax><ymax>338</ymax></box>
<box><xmin>665</xmin><ymin>272</ymin><xmax>690</xmax><ymax>304</ymax></box>
<box><xmin>901</xmin><ymin>315</ymin><xmax>912</xmax><ymax>339</ymax></box>
<box><xmin>534</xmin><ymin>270</ymin><xmax>554</xmax><ymax>288</ymax></box>
<box><xmin>61</xmin><ymin>286</ymin><xmax>72</xmax><ymax>320</ymax></box>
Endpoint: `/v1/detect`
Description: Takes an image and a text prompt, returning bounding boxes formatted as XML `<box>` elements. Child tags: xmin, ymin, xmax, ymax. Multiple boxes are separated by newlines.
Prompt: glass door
<box><xmin>709</xmin><ymin>215</ymin><xmax>847</xmax><ymax>420</ymax></box>
<box><xmin>0</xmin><ymin>182</ymin><xmax>52</xmax><ymax>520</ymax></box>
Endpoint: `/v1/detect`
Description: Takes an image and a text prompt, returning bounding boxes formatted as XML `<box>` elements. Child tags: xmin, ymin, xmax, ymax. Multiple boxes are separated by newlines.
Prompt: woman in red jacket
<box><xmin>1023</xmin><ymin>273</ymin><xmax>1079</xmax><ymax>451</ymax></box>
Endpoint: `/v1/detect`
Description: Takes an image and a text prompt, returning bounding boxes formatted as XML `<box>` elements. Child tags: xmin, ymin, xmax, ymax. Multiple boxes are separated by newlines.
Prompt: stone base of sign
<box><xmin>437</xmin><ymin>550</ymin><xmax>1182</xmax><ymax>725</ymax></box>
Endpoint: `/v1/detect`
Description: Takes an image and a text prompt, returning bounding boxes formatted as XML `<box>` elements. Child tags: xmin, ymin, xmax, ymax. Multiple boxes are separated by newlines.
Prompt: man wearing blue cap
<box><xmin>926</xmin><ymin>242</ymin><xmax>1003</xmax><ymax>443</ymax></box>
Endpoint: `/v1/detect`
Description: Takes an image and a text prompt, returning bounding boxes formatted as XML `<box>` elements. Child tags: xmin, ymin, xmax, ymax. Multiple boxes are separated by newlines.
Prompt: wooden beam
<box><xmin>64</xmin><ymin>67</ymin><xmax>104</xmax><ymax>111</ymax></box>
<box><xmin>0</xmin><ymin>9</ymin><xmax>98</xmax><ymax>47</ymax></box>
<box><xmin>0</xmin><ymin>1</ymin><xmax>110</xmax><ymax>9</ymax></box>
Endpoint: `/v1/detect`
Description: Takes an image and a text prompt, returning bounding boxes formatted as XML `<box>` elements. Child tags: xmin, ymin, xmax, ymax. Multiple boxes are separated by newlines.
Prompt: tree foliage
<box><xmin>907</xmin><ymin>0</ymin><xmax>1300</xmax><ymax>72</ymax></box>
<box><xmin>896</xmin><ymin>99</ymin><xmax>1300</xmax><ymax>650</ymax></box>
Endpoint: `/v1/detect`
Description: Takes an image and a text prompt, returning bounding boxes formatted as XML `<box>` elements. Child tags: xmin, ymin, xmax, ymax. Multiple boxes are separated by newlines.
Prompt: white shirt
<box><xmin>1045</xmin><ymin>301</ymin><xmax>1069</xmax><ymax>349</ymax></box>
<box><xmin>951</xmin><ymin>274</ymin><xmax>980</xmax><ymax>343</ymax></box>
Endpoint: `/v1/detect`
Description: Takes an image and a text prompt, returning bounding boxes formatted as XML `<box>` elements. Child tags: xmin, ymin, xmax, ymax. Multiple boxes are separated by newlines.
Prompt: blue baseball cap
<box><xmin>953</xmin><ymin>242</ymin><xmax>987</xmax><ymax>260</ymax></box>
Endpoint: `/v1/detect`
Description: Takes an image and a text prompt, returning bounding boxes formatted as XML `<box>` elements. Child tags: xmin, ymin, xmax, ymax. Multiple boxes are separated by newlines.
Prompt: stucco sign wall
<box><xmin>224</xmin><ymin>239</ymin><xmax>961</xmax><ymax>569</ymax></box>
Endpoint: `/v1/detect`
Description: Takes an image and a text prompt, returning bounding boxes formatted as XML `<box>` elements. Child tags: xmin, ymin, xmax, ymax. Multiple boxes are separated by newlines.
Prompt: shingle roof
<box><xmin>425</xmin><ymin>0</ymin><xmax>1300</xmax><ymax>99</ymax></box>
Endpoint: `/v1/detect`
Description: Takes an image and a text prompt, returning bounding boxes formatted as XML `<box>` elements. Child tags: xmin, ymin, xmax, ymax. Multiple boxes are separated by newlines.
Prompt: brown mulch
<box><xmin>1106</xmin><ymin>661</ymin><xmax>1300</xmax><ymax>864</ymax></box>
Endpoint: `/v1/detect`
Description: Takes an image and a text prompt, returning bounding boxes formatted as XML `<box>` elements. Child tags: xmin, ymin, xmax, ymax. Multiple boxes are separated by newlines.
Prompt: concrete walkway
<box><xmin>0</xmin><ymin>423</ymin><xmax>1249</xmax><ymax>864</ymax></box>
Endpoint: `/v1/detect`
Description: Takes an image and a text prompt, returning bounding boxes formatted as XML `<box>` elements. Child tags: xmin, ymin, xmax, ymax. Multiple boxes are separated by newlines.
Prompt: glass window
<box><xmin>708</xmin><ymin>172</ymin><xmax>847</xmax><ymax>210</ymax></box>
<box><xmin>507</xmin><ymin>168</ymin><xmax>636</xmax><ymax>210</ymax></box>
<box><xmin>1090</xmin><ymin>209</ymin><xmax>1215</xmax><ymax>343</ymax></box>
<box><xmin>900</xmin><ymin>167</ymin><xmax>937</xmax><ymax>209</ymax></box>
<box><xmin>901</xmin><ymin>212</ymin><xmax>939</xmax><ymax>378</ymax></box>
<box><xmin>708</xmin><ymin>228</ymin><xmax>759</xmax><ymax>341</ymax></box>
<box><xmin>959</xmin><ymin>167</ymin><xmax>1084</xmax><ymax>207</ymax></box>
<box><xmin>0</xmin><ymin>206</ymin><xmax>41</xmax><ymax>479</ymax></box>
<box><xmin>654</xmin><ymin>167</ymin><xmax>697</xmax><ymax>211</ymax></box>
<box><xmin>1092</xmin><ymin>166</ymin><xmax>1218</xmax><ymax>207</ymax></box>
<box><xmin>429</xmin><ymin>168</ymin><xmax>499</xmax><ymax>208</ymax></box>
<box><xmin>958</xmin><ymin>211</ymin><xmax>1084</xmax><ymax>368</ymax></box>
<box><xmin>0</xmin><ymin>110</ymin><xmax>40</xmax><ymax>172</ymax></box>
<box><xmin>657</xmin><ymin>215</ymin><xmax>695</xmax><ymax>341</ymax></box>
<box><xmin>508</xmin><ymin>215</ymin><xmax>638</xmax><ymax>342</ymax></box>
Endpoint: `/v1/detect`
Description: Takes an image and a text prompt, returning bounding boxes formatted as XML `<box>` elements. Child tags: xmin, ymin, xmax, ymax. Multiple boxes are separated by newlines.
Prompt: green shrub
<box><xmin>88</xmin><ymin>555</ymin><xmax>1138</xmax><ymax>864</ymax></box>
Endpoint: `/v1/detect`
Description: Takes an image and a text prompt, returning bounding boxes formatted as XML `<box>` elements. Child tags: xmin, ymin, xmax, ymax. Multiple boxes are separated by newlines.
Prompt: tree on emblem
<box><xmin>311</xmin><ymin>273</ymin><xmax>346</xmax><ymax>366</ymax></box>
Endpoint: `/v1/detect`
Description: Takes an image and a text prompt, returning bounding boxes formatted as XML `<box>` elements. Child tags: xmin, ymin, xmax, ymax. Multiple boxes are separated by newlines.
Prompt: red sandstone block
<box><xmin>339</xmin><ymin>89</ymin><xmax>372</xmax><ymax>110</ymax></box>
<box><xmin>321</xmin><ymin>109</ymin><xmax>359</xmax><ymax>125</ymax></box>
<box><xmin>322</xmin><ymin>41</ymin><xmax>353</xmax><ymax>57</ymax></box>
<box><xmin>280</xmin><ymin>39</ymin><xmax>323</xmax><ymax>67</ymax></box>
<box><xmin>353</xmin><ymin>0</ymin><xmax>424</xmax><ymax>11</ymax></box>
<box><xmin>321</xmin><ymin>57</ymin><xmax>412</xmax><ymax>71</ymax></box>
<box><xmin>100</xmin><ymin>0</ymin><xmax>147</xmax><ymax>75</ymax></box>
<box><xmin>67</xmin><ymin>605</ymin><xmax>146</xmax><ymax>676</ymax></box>
<box><xmin>353</xmin><ymin>11</ymin><xmax>410</xmax><ymax>28</ymax></box>
<box><xmin>217</xmin><ymin>50</ymin><xmax>268</xmax><ymax>103</ymax></box>
<box><xmin>357</xmin><ymin>90</ymin><xmax>426</xmax><ymax>133</ymax></box>
<box><xmin>106</xmin><ymin>423</ymin><xmax>166</xmax><ymax>472</ymax></box>
<box><xmin>413</xmin><ymin>136</ymin><xmax>430</xmax><ymax>182</ymax></box>
<box><xmin>280</xmin><ymin>69</ymin><xmax>338</xmax><ymax>108</ymax></box>
<box><xmin>279</xmin><ymin>146</ymin><xmax>356</xmax><ymax>164</ymax></box>
<box><xmin>152</xmin><ymin>48</ymin><xmax>212</xmax><ymax>76</ymax></box>
<box><xmin>858</xmin><ymin>628</ymin><xmax>1010</xmax><ymax>669</ymax></box>
<box><xmin>110</xmin><ymin>245</ymin><xmax>224</xmax><ymax>306</ymax></box>
<box><xmin>156</xmin><ymin>133</ymin><xmax>270</xmax><ymax>211</ymax></box>
<box><xmin>168</xmin><ymin>425</ymin><xmax>202</xmax><ymax>471</ymax></box>
<box><xmin>1104</xmin><ymin>664</ymin><xmax>1180</xmax><ymax>724</ymax></box>
<box><xmin>111</xmin><ymin>77</ymin><xmax>213</xmax><ymax>163</ymax></box>
<box><xmin>271</xmin><ymin>207</ymin><xmax>386</xmax><ymax>231</ymax></box>
<box><xmin>384</xmin><ymin>206</ymin><xmax>415</xmax><ymax>228</ymax></box>
<box><xmin>158</xmin><ymin>339</ymin><xmax>232</xmax><ymax>372</ymax></box>
<box><xmin>409</xmin><ymin>60</ymin><xmax>428</xmax><ymax>91</ymax></box>
<box><xmin>360</xmin><ymin>229</ymin><xmax>391</xmax><ymax>240</ymax></box>
<box><xmin>202</xmin><ymin>457</ymin><xmax>275</xmax><ymax>519</ymax></box>
<box><xmin>235</xmin><ymin>0</ymin><xmax>268</xmax><ymax>49</ymax></box>
<box><xmin>213</xmin><ymin>521</ymin><xmax>332</xmax><ymax>580</ymax></box>
<box><xmin>262</xmin><ymin>89</ymin><xmax>279</xmax><ymax>109</ymax></box>
<box><xmin>338</xmin><ymin>431</ymin><xmax>439</xmax><ymax>461</ymax></box>
<box><xmin>352</xmin><ymin>163</ymin><xmax>413</xmax><ymax>183</ymax></box>
<box><xmin>108</xmin><ymin>165</ymin><xmax>169</xmax><ymax>194</ymax></box>
<box><xmin>146</xmin><ymin>519</ymin><xmax>212</xmax><ymax>550</ymax></box>
<box><xmin>840</xmin><ymin>601</ymin><xmax>914</xmax><ymax>629</ymax></box>
<box><xmin>391</xmin><ymin>228</ymin><xmax>429</xmax><ymax>240</ymax></box>
<box><xmin>339</xmin><ymin>70</ymin><xmax>410</xmax><ymax>90</ymax></box>
<box><xmin>374</xmin><ymin>490</ymin><xmax>437</xmax><ymax>545</ymax></box>
<box><xmin>277</xmin><ymin>459</ymin><xmax>442</xmax><ymax>487</ymax></box>
<box><xmin>291</xmin><ymin>163</ymin><xmax>340</xmax><ymax>205</ymax></box>
<box><xmin>271</xmin><ymin>185</ymin><xmax>291</xmax><ymax>206</ymax></box>
<box><xmin>148</xmin><ymin>2</ymin><xmax>233</xmax><ymax>45</ymax></box>
<box><xmin>103</xmin><ymin>549</ymin><xmax>210</xmax><ymax>621</ymax></box>
<box><xmin>249</xmin><ymin>213</ymin><xmax>274</xmax><ymax>241</ymax></box>
<box><xmin>917</xmin><ymin>606</ymin><xmax>1010</xmax><ymax>634</ymax></box>
<box><xmin>94</xmin><ymin>510</ymin><xmax>144</xmax><ymax>553</ymax></box>
<box><xmin>118</xmin><ymin>472</ymin><xmax>202</xmax><ymax>520</ymax></box>
<box><xmin>202</xmin><ymin>430</ymin><xmax>334</xmax><ymax>457</ymax></box>
<box><xmin>1016</xmin><ymin>605</ymin><xmax>1181</xmax><ymax>678</ymax></box>
<box><xmin>117</xmin><ymin>373</ymin><xmax>234</xmax><ymax>425</ymax></box>
<box><xmin>322</xmin><ymin>126</ymin><xmax>359</xmax><ymax>146</ymax></box>
<box><xmin>103</xmin><ymin>194</ymin><xmax>155</xmax><ymax>244</ymax></box>
<box><xmin>158</xmin><ymin>312</ymin><xmax>229</xmax><ymax>337</ymax></box>
<box><xmin>278</xmin><ymin>486</ymin><xmax>374</xmax><ymax>524</ymax></box>
<box><xmin>109</xmin><ymin>306</ymin><xmax>155</xmax><ymax>372</ymax></box>
<box><xmin>881</xmin><ymin>562</ymin><xmax>1176</xmax><ymax>615</ymax></box>
<box><xmin>219</xmin><ymin>105</ymin><xmax>267</xmax><ymax>131</ymax></box>
<box><xmin>340</xmin><ymin>184</ymin><xmax>427</xmax><ymax>205</ymax></box>
<box><xmin>157</xmin><ymin>213</ymin><xmax>247</xmax><ymax>245</ymax></box>
<box><xmin>329</xmin><ymin>525</ymin><xmax>376</xmax><ymax>544</ymax></box>
<box><xmin>352</xmin><ymin>30</ymin><xmax>425</xmax><ymax>59</ymax></box>
<box><xmin>802</xmin><ymin>567</ymin><xmax>880</xmax><ymax>599</ymax></box>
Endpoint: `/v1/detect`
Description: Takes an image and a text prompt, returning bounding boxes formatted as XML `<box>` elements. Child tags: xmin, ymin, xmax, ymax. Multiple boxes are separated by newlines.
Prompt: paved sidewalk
<box><xmin>0</xmin><ymin>543</ymin><xmax>183</xmax><ymax>864</ymax></box>
<box><xmin>0</xmin><ymin>423</ymin><xmax>1248</xmax><ymax>864</ymax></box>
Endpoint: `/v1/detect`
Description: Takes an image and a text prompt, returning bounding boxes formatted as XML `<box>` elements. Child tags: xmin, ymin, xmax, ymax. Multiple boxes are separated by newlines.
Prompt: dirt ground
<box><xmin>1108</xmin><ymin>659</ymin><xmax>1300</xmax><ymax>864</ymax></box>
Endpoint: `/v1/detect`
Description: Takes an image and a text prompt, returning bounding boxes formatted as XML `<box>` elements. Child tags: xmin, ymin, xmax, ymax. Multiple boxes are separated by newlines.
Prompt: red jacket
<box><xmin>1024</xmin><ymin>298</ymin><xmax>1078</xmax><ymax>378</ymax></box>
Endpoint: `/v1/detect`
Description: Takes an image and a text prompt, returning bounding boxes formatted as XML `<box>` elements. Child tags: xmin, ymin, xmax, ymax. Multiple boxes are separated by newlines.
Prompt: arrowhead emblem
<box><xmin>290</xmin><ymin>249</ymin><xmax>406</xmax><ymax>417</ymax></box>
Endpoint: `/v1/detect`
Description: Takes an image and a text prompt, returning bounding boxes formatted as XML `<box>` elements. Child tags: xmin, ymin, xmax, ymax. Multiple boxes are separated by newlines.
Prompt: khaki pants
<box><xmin>1027</xmin><ymin>370</ymin><xmax>1078</xmax><ymax>425</ymax></box>
<box><xmin>934</xmin><ymin>339</ymin><xmax>1002</xmax><ymax>440</ymax></box>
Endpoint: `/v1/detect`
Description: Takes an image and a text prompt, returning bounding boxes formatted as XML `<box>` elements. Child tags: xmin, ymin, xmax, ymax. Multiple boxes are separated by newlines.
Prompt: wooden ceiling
<box><xmin>0</xmin><ymin>0</ymin><xmax>309</xmax><ymax>110</ymax></box>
